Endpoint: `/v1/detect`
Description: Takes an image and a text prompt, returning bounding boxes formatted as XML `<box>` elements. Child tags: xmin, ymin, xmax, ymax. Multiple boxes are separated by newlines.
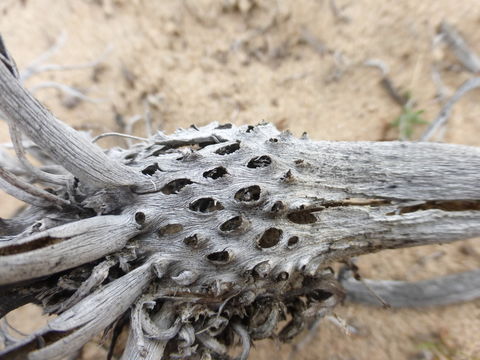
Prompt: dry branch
<box><xmin>0</xmin><ymin>41</ymin><xmax>151</xmax><ymax>190</ymax></box>
<box><xmin>0</xmin><ymin>214</ymin><xmax>142</xmax><ymax>285</ymax></box>
<box><xmin>0</xmin><ymin>37</ymin><xmax>479</xmax><ymax>360</ymax></box>
<box><xmin>439</xmin><ymin>21</ymin><xmax>480</xmax><ymax>73</ymax></box>
<box><xmin>421</xmin><ymin>77</ymin><xmax>480</xmax><ymax>141</ymax></box>
<box><xmin>341</xmin><ymin>269</ymin><xmax>480</xmax><ymax>308</ymax></box>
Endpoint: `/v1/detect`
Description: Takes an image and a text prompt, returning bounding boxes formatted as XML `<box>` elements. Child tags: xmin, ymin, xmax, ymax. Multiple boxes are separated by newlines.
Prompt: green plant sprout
<box><xmin>391</xmin><ymin>95</ymin><xmax>429</xmax><ymax>140</ymax></box>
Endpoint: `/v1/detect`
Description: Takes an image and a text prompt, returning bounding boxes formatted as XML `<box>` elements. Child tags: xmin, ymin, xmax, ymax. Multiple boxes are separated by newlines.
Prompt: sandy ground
<box><xmin>1</xmin><ymin>0</ymin><xmax>479</xmax><ymax>359</ymax></box>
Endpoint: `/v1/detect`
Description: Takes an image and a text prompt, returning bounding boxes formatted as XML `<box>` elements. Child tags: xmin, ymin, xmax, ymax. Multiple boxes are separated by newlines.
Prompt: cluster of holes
<box><xmin>203</xmin><ymin>166</ymin><xmax>228</xmax><ymax>179</ymax></box>
<box><xmin>258</xmin><ymin>228</ymin><xmax>282</xmax><ymax>248</ymax></box>
<box><xmin>235</xmin><ymin>185</ymin><xmax>261</xmax><ymax>202</ymax></box>
<box><xmin>247</xmin><ymin>155</ymin><xmax>272</xmax><ymax>168</ymax></box>
<box><xmin>158</xmin><ymin>224</ymin><xmax>183</xmax><ymax>236</ymax></box>
<box><xmin>287</xmin><ymin>211</ymin><xmax>317</xmax><ymax>224</ymax></box>
<box><xmin>206</xmin><ymin>250</ymin><xmax>231</xmax><ymax>264</ymax></box>
<box><xmin>220</xmin><ymin>216</ymin><xmax>243</xmax><ymax>232</ymax></box>
<box><xmin>215</xmin><ymin>142</ymin><xmax>240</xmax><ymax>155</ymax></box>
<box><xmin>141</xmin><ymin>163</ymin><xmax>160</xmax><ymax>176</ymax></box>
<box><xmin>161</xmin><ymin>178</ymin><xmax>193</xmax><ymax>195</ymax></box>
<box><xmin>189</xmin><ymin>198</ymin><xmax>224</xmax><ymax>213</ymax></box>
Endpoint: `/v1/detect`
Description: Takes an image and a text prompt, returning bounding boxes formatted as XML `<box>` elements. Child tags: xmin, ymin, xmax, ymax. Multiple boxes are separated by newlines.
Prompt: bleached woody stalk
<box><xmin>0</xmin><ymin>37</ymin><xmax>479</xmax><ymax>360</ymax></box>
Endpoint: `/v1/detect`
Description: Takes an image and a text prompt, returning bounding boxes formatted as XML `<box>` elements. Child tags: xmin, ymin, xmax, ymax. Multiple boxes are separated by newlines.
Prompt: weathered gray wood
<box><xmin>0</xmin><ymin>62</ymin><xmax>150</xmax><ymax>190</ymax></box>
<box><xmin>439</xmin><ymin>21</ymin><xmax>480</xmax><ymax>73</ymax></box>
<box><xmin>0</xmin><ymin>214</ymin><xmax>142</xmax><ymax>285</ymax></box>
<box><xmin>341</xmin><ymin>269</ymin><xmax>480</xmax><ymax>307</ymax></box>
<box><xmin>0</xmin><ymin>175</ymin><xmax>49</xmax><ymax>207</ymax></box>
<box><xmin>121</xmin><ymin>302</ymin><xmax>176</xmax><ymax>360</ymax></box>
<box><xmin>421</xmin><ymin>77</ymin><xmax>480</xmax><ymax>141</ymax></box>
<box><xmin>0</xmin><ymin>166</ymin><xmax>69</xmax><ymax>207</ymax></box>
<box><xmin>49</xmin><ymin>258</ymin><xmax>117</xmax><ymax>313</ymax></box>
<box><xmin>7</xmin><ymin>120</ymin><xmax>69</xmax><ymax>185</ymax></box>
<box><xmin>0</xmin><ymin>256</ymin><xmax>159</xmax><ymax>360</ymax></box>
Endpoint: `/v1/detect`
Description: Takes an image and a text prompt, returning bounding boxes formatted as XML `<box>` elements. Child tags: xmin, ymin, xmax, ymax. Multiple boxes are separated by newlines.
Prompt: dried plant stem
<box><xmin>421</xmin><ymin>77</ymin><xmax>480</xmax><ymax>141</ymax></box>
<box><xmin>8</xmin><ymin>120</ymin><xmax>68</xmax><ymax>186</ymax></box>
<box><xmin>0</xmin><ymin>63</ymin><xmax>150</xmax><ymax>190</ymax></box>
<box><xmin>0</xmin><ymin>214</ymin><xmax>141</xmax><ymax>285</ymax></box>
<box><xmin>0</xmin><ymin>166</ymin><xmax>69</xmax><ymax>208</ymax></box>
<box><xmin>341</xmin><ymin>268</ymin><xmax>480</xmax><ymax>308</ymax></box>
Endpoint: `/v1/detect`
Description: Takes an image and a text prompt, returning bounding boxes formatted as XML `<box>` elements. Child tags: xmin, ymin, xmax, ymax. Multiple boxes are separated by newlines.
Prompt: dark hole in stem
<box><xmin>247</xmin><ymin>155</ymin><xmax>272</xmax><ymax>168</ymax></box>
<box><xmin>124</xmin><ymin>153</ymin><xmax>137</xmax><ymax>160</ymax></box>
<box><xmin>271</xmin><ymin>201</ymin><xmax>285</xmax><ymax>213</ymax></box>
<box><xmin>141</xmin><ymin>163</ymin><xmax>160</xmax><ymax>176</ymax></box>
<box><xmin>134</xmin><ymin>211</ymin><xmax>145</xmax><ymax>225</ymax></box>
<box><xmin>160</xmin><ymin>178</ymin><xmax>193</xmax><ymax>195</ymax></box>
<box><xmin>287</xmin><ymin>211</ymin><xmax>317</xmax><ymax>224</ymax></box>
<box><xmin>206</xmin><ymin>250</ymin><xmax>230</xmax><ymax>263</ymax></box>
<box><xmin>258</xmin><ymin>228</ymin><xmax>282</xmax><ymax>248</ymax></box>
<box><xmin>203</xmin><ymin>166</ymin><xmax>228</xmax><ymax>179</ymax></box>
<box><xmin>184</xmin><ymin>234</ymin><xmax>199</xmax><ymax>247</ymax></box>
<box><xmin>215</xmin><ymin>142</ymin><xmax>240</xmax><ymax>155</ymax></box>
<box><xmin>310</xmin><ymin>289</ymin><xmax>333</xmax><ymax>302</ymax></box>
<box><xmin>189</xmin><ymin>198</ymin><xmax>224</xmax><ymax>212</ymax></box>
<box><xmin>215</xmin><ymin>123</ymin><xmax>233</xmax><ymax>129</ymax></box>
<box><xmin>234</xmin><ymin>185</ymin><xmax>261</xmax><ymax>202</ymax></box>
<box><xmin>220</xmin><ymin>216</ymin><xmax>243</xmax><ymax>232</ymax></box>
<box><xmin>287</xmin><ymin>236</ymin><xmax>299</xmax><ymax>247</ymax></box>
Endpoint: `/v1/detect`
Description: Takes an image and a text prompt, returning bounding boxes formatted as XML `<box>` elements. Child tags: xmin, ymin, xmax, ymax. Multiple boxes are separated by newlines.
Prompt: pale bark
<box><xmin>0</xmin><ymin>62</ymin><xmax>150</xmax><ymax>190</ymax></box>
<box><xmin>0</xmin><ymin>214</ymin><xmax>142</xmax><ymax>285</ymax></box>
<box><xmin>0</xmin><ymin>257</ymin><xmax>158</xmax><ymax>360</ymax></box>
<box><xmin>341</xmin><ymin>269</ymin><xmax>480</xmax><ymax>308</ymax></box>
